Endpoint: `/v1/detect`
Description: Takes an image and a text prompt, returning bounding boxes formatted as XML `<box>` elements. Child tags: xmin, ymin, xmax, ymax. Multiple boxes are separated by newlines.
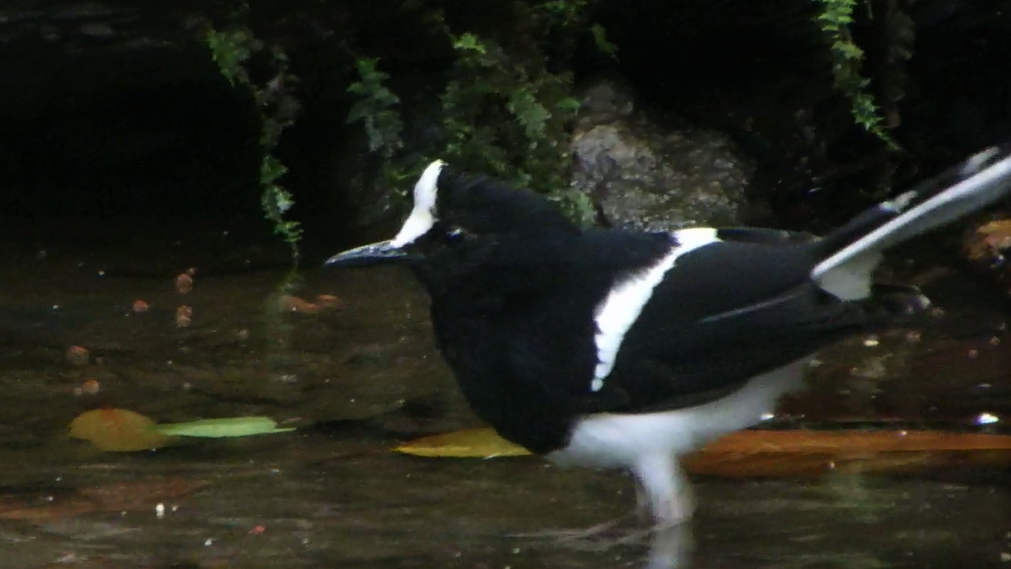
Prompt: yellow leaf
<box><xmin>395</xmin><ymin>428</ymin><xmax>532</xmax><ymax>458</ymax></box>
<box><xmin>69</xmin><ymin>409</ymin><xmax>178</xmax><ymax>452</ymax></box>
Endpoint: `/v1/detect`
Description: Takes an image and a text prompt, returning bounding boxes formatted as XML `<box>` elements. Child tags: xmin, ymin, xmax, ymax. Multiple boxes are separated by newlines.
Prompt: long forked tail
<box><xmin>811</xmin><ymin>142</ymin><xmax>1011</xmax><ymax>300</ymax></box>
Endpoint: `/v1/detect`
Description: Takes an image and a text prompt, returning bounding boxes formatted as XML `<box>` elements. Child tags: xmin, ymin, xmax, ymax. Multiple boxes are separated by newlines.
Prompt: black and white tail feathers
<box><xmin>811</xmin><ymin>142</ymin><xmax>1011</xmax><ymax>300</ymax></box>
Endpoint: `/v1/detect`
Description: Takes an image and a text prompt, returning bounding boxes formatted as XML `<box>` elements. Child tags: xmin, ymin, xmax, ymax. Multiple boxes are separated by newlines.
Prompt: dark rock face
<box><xmin>0</xmin><ymin>1</ymin><xmax>254</xmax><ymax>221</ymax></box>
<box><xmin>0</xmin><ymin>1</ymin><xmax>216</xmax><ymax>110</ymax></box>
<box><xmin>570</xmin><ymin>75</ymin><xmax>754</xmax><ymax>231</ymax></box>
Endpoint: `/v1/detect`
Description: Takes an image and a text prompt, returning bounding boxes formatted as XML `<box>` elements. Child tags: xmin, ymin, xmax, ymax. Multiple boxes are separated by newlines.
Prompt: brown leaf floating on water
<box><xmin>684</xmin><ymin>429</ymin><xmax>1011</xmax><ymax>477</ymax></box>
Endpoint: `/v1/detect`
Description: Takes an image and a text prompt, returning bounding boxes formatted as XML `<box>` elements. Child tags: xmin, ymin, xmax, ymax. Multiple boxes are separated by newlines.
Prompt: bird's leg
<box><xmin>513</xmin><ymin>454</ymin><xmax>694</xmax><ymax>551</ymax></box>
<box><xmin>634</xmin><ymin>453</ymin><xmax>695</xmax><ymax>530</ymax></box>
<box><xmin>637</xmin><ymin>455</ymin><xmax>696</xmax><ymax>569</ymax></box>
<box><xmin>578</xmin><ymin>453</ymin><xmax>694</xmax><ymax>549</ymax></box>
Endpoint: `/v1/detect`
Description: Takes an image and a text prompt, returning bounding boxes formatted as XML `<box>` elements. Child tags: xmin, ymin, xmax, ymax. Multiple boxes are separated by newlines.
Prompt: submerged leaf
<box><xmin>152</xmin><ymin>416</ymin><xmax>295</xmax><ymax>438</ymax></box>
<box><xmin>69</xmin><ymin>409</ymin><xmax>177</xmax><ymax>452</ymax></box>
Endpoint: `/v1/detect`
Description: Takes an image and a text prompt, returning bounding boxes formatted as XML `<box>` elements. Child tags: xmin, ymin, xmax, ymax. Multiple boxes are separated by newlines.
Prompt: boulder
<box><xmin>569</xmin><ymin>74</ymin><xmax>756</xmax><ymax>232</ymax></box>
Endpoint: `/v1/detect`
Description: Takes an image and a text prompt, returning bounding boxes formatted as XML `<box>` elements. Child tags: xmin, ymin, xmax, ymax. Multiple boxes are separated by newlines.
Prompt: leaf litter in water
<box><xmin>152</xmin><ymin>416</ymin><xmax>295</xmax><ymax>438</ymax></box>
<box><xmin>69</xmin><ymin>408</ymin><xmax>178</xmax><ymax>452</ymax></box>
<box><xmin>69</xmin><ymin>410</ymin><xmax>294</xmax><ymax>452</ymax></box>
<box><xmin>395</xmin><ymin>427</ymin><xmax>1011</xmax><ymax>476</ymax></box>
<box><xmin>683</xmin><ymin>429</ymin><xmax>1011</xmax><ymax>477</ymax></box>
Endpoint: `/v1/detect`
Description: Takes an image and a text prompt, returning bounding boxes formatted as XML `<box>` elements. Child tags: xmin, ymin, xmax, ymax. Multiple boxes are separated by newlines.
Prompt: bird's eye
<box><xmin>445</xmin><ymin>227</ymin><xmax>467</xmax><ymax>244</ymax></box>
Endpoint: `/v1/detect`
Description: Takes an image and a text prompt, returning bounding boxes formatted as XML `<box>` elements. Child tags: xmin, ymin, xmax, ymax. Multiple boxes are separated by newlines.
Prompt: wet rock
<box><xmin>569</xmin><ymin>74</ymin><xmax>756</xmax><ymax>232</ymax></box>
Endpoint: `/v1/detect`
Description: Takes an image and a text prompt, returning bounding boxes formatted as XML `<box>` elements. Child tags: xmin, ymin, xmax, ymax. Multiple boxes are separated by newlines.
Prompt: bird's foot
<box><xmin>510</xmin><ymin>508</ymin><xmax>691</xmax><ymax>552</ymax></box>
<box><xmin>513</xmin><ymin>528</ymin><xmax>652</xmax><ymax>552</ymax></box>
<box><xmin>510</xmin><ymin>520</ymin><xmax>621</xmax><ymax>550</ymax></box>
<box><xmin>509</xmin><ymin>508</ymin><xmax>646</xmax><ymax>551</ymax></box>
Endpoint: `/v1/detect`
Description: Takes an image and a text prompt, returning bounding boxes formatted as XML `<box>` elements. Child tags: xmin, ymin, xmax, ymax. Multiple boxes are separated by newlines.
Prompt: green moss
<box><xmin>206</xmin><ymin>16</ymin><xmax>304</xmax><ymax>364</ymax></box>
<box><xmin>207</xmin><ymin>25</ymin><xmax>302</xmax><ymax>262</ymax></box>
<box><xmin>345</xmin><ymin>0</ymin><xmax>612</xmax><ymax>226</ymax></box>
<box><xmin>815</xmin><ymin>0</ymin><xmax>900</xmax><ymax>151</ymax></box>
<box><xmin>347</xmin><ymin>58</ymin><xmax>404</xmax><ymax>158</ymax></box>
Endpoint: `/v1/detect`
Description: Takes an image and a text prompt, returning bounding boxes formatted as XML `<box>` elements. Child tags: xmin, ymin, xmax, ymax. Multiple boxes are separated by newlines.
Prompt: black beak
<box><xmin>324</xmin><ymin>240</ymin><xmax>410</xmax><ymax>268</ymax></box>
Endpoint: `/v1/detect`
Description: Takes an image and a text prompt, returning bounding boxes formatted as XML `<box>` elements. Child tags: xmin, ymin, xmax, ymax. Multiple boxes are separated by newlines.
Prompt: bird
<box><xmin>324</xmin><ymin>143</ymin><xmax>1011</xmax><ymax>532</ymax></box>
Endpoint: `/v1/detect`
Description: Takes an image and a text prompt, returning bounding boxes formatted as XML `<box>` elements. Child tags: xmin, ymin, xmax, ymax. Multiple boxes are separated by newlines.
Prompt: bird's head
<box><xmin>324</xmin><ymin>160</ymin><xmax>578</xmax><ymax>287</ymax></box>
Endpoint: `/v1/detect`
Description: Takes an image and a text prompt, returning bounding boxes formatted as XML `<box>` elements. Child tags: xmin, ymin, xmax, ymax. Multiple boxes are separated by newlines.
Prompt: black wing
<box><xmin>578</xmin><ymin>231</ymin><xmax>869</xmax><ymax>413</ymax></box>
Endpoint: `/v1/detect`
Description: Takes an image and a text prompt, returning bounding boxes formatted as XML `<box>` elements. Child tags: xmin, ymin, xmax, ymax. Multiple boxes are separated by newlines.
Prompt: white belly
<box><xmin>547</xmin><ymin>357</ymin><xmax>812</xmax><ymax>469</ymax></box>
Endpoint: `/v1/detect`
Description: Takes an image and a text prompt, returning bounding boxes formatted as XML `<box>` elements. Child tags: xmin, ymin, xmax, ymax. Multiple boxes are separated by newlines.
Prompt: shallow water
<box><xmin>0</xmin><ymin>222</ymin><xmax>1009</xmax><ymax>569</ymax></box>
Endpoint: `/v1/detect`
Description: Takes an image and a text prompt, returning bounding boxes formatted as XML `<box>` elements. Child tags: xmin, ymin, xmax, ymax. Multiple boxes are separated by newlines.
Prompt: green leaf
<box><xmin>261</xmin><ymin>155</ymin><xmax>288</xmax><ymax>184</ymax></box>
<box><xmin>356</xmin><ymin>57</ymin><xmax>379</xmax><ymax>76</ymax></box>
<box><xmin>346</xmin><ymin>100</ymin><xmax>372</xmax><ymax>124</ymax></box>
<box><xmin>557</xmin><ymin>96</ymin><xmax>581</xmax><ymax>113</ymax></box>
<box><xmin>453</xmin><ymin>33</ymin><xmax>486</xmax><ymax>54</ymax></box>
<box><xmin>835</xmin><ymin>42</ymin><xmax>865</xmax><ymax>60</ymax></box>
<box><xmin>507</xmin><ymin>88</ymin><xmax>550</xmax><ymax>139</ymax></box>
<box><xmin>152</xmin><ymin>417</ymin><xmax>295</xmax><ymax>438</ymax></box>
<box><xmin>590</xmin><ymin>24</ymin><xmax>618</xmax><ymax>57</ymax></box>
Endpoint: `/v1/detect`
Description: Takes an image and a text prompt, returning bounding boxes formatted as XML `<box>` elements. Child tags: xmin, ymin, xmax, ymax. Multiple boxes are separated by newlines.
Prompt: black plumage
<box><xmin>325</xmin><ymin>143</ymin><xmax>1011</xmax><ymax>528</ymax></box>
